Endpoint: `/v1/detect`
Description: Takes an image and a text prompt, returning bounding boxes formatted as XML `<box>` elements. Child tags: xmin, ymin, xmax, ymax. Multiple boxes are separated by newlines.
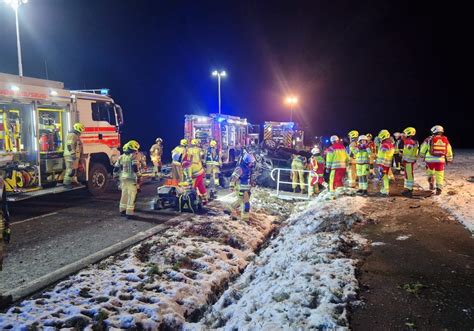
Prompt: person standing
<box><xmin>393</xmin><ymin>132</ymin><xmax>403</xmax><ymax>174</ymax></box>
<box><xmin>355</xmin><ymin>135</ymin><xmax>372</xmax><ymax>196</ymax></box>
<box><xmin>114</xmin><ymin>140</ymin><xmax>140</xmax><ymax>219</ymax></box>
<box><xmin>308</xmin><ymin>146</ymin><xmax>326</xmax><ymax>196</ymax></box>
<box><xmin>347</xmin><ymin>130</ymin><xmax>359</xmax><ymax>188</ymax></box>
<box><xmin>325</xmin><ymin>135</ymin><xmax>348</xmax><ymax>192</ymax></box>
<box><xmin>187</xmin><ymin>139</ymin><xmax>207</xmax><ymax>203</ymax></box>
<box><xmin>149</xmin><ymin>137</ymin><xmax>163</xmax><ymax>180</ymax></box>
<box><xmin>419</xmin><ymin>125</ymin><xmax>453</xmax><ymax>195</ymax></box>
<box><xmin>291</xmin><ymin>153</ymin><xmax>307</xmax><ymax>193</ymax></box>
<box><xmin>228</xmin><ymin>152</ymin><xmax>256</xmax><ymax>221</ymax></box>
<box><xmin>205</xmin><ymin>139</ymin><xmax>222</xmax><ymax>190</ymax></box>
<box><xmin>171</xmin><ymin>139</ymin><xmax>188</xmax><ymax>183</ymax></box>
<box><xmin>63</xmin><ymin>123</ymin><xmax>84</xmax><ymax>189</ymax></box>
<box><xmin>401</xmin><ymin>127</ymin><xmax>419</xmax><ymax>198</ymax></box>
<box><xmin>375</xmin><ymin>130</ymin><xmax>395</xmax><ymax>196</ymax></box>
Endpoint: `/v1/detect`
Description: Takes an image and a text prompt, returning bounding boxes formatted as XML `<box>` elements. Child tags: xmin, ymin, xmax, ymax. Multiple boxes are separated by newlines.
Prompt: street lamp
<box><xmin>285</xmin><ymin>96</ymin><xmax>298</xmax><ymax>122</ymax></box>
<box><xmin>212</xmin><ymin>70</ymin><xmax>226</xmax><ymax>115</ymax></box>
<box><xmin>4</xmin><ymin>0</ymin><xmax>28</xmax><ymax>77</ymax></box>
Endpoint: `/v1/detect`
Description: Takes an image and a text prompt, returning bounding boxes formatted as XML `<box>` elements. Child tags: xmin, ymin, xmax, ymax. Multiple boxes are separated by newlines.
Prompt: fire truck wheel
<box><xmin>88</xmin><ymin>163</ymin><xmax>108</xmax><ymax>196</ymax></box>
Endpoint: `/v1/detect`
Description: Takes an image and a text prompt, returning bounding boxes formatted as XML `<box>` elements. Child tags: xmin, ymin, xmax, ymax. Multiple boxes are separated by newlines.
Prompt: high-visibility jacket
<box><xmin>231</xmin><ymin>162</ymin><xmax>253</xmax><ymax>191</ymax></box>
<box><xmin>171</xmin><ymin>146</ymin><xmax>186</xmax><ymax>165</ymax></box>
<box><xmin>63</xmin><ymin>131</ymin><xmax>83</xmax><ymax>159</ymax></box>
<box><xmin>326</xmin><ymin>142</ymin><xmax>348</xmax><ymax>169</ymax></box>
<box><xmin>347</xmin><ymin>141</ymin><xmax>358</xmax><ymax>162</ymax></box>
<box><xmin>420</xmin><ymin>135</ymin><xmax>453</xmax><ymax>163</ymax></box>
<box><xmin>354</xmin><ymin>144</ymin><xmax>372</xmax><ymax>164</ymax></box>
<box><xmin>115</xmin><ymin>153</ymin><xmax>138</xmax><ymax>182</ymax></box>
<box><xmin>402</xmin><ymin>138</ymin><xmax>419</xmax><ymax>163</ymax></box>
<box><xmin>291</xmin><ymin>155</ymin><xmax>306</xmax><ymax>168</ymax></box>
<box><xmin>376</xmin><ymin>139</ymin><xmax>395</xmax><ymax>167</ymax></box>
<box><xmin>186</xmin><ymin>146</ymin><xmax>205</xmax><ymax>177</ymax></box>
<box><xmin>309</xmin><ymin>155</ymin><xmax>325</xmax><ymax>173</ymax></box>
<box><xmin>149</xmin><ymin>143</ymin><xmax>163</xmax><ymax>158</ymax></box>
<box><xmin>205</xmin><ymin>147</ymin><xmax>221</xmax><ymax>166</ymax></box>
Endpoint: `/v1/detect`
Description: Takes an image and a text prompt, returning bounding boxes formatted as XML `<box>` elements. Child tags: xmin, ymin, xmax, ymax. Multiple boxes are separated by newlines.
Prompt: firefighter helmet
<box><xmin>358</xmin><ymin>135</ymin><xmax>368</xmax><ymax>142</ymax></box>
<box><xmin>180</xmin><ymin>139</ymin><xmax>188</xmax><ymax>146</ymax></box>
<box><xmin>348</xmin><ymin>130</ymin><xmax>359</xmax><ymax>139</ymax></box>
<box><xmin>73</xmin><ymin>122</ymin><xmax>85</xmax><ymax>133</ymax></box>
<box><xmin>126</xmin><ymin>140</ymin><xmax>140</xmax><ymax>151</ymax></box>
<box><xmin>431</xmin><ymin>125</ymin><xmax>444</xmax><ymax>134</ymax></box>
<box><xmin>378</xmin><ymin>130</ymin><xmax>390</xmax><ymax>141</ymax></box>
<box><xmin>393</xmin><ymin>132</ymin><xmax>401</xmax><ymax>139</ymax></box>
<box><xmin>311</xmin><ymin>146</ymin><xmax>320</xmax><ymax>155</ymax></box>
<box><xmin>210</xmin><ymin>140</ymin><xmax>217</xmax><ymax>147</ymax></box>
<box><xmin>366</xmin><ymin>133</ymin><xmax>373</xmax><ymax>140</ymax></box>
<box><xmin>403</xmin><ymin>127</ymin><xmax>416</xmax><ymax>137</ymax></box>
<box><xmin>330</xmin><ymin>135</ymin><xmax>339</xmax><ymax>143</ymax></box>
<box><xmin>191</xmin><ymin>138</ymin><xmax>200</xmax><ymax>146</ymax></box>
<box><xmin>155</xmin><ymin>137</ymin><xmax>163</xmax><ymax>144</ymax></box>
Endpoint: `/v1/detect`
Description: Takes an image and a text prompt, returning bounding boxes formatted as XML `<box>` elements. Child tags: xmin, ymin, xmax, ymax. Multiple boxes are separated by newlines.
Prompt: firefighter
<box><xmin>228</xmin><ymin>152</ymin><xmax>256</xmax><ymax>221</ymax></box>
<box><xmin>366</xmin><ymin>133</ymin><xmax>376</xmax><ymax>177</ymax></box>
<box><xmin>393</xmin><ymin>132</ymin><xmax>403</xmax><ymax>174</ymax></box>
<box><xmin>375</xmin><ymin>130</ymin><xmax>395</xmax><ymax>196</ymax></box>
<box><xmin>63</xmin><ymin>122</ymin><xmax>84</xmax><ymax>189</ymax></box>
<box><xmin>186</xmin><ymin>138</ymin><xmax>207</xmax><ymax>203</ymax></box>
<box><xmin>149</xmin><ymin>137</ymin><xmax>163</xmax><ymax>180</ymax></box>
<box><xmin>419</xmin><ymin>125</ymin><xmax>453</xmax><ymax>195</ymax></box>
<box><xmin>401</xmin><ymin>127</ymin><xmax>419</xmax><ymax>198</ymax></box>
<box><xmin>114</xmin><ymin>140</ymin><xmax>140</xmax><ymax>219</ymax></box>
<box><xmin>205</xmin><ymin>139</ymin><xmax>222</xmax><ymax>191</ymax></box>
<box><xmin>347</xmin><ymin>130</ymin><xmax>359</xmax><ymax>188</ymax></box>
<box><xmin>291</xmin><ymin>153</ymin><xmax>307</xmax><ymax>193</ymax></box>
<box><xmin>355</xmin><ymin>135</ymin><xmax>372</xmax><ymax>196</ymax></box>
<box><xmin>171</xmin><ymin>139</ymin><xmax>187</xmax><ymax>183</ymax></box>
<box><xmin>308</xmin><ymin>146</ymin><xmax>326</xmax><ymax>196</ymax></box>
<box><xmin>325</xmin><ymin>135</ymin><xmax>348</xmax><ymax>192</ymax></box>
<box><xmin>1</xmin><ymin>181</ymin><xmax>10</xmax><ymax>271</ymax></box>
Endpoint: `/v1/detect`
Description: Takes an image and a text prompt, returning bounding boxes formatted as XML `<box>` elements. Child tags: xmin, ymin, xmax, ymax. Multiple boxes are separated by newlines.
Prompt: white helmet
<box><xmin>393</xmin><ymin>132</ymin><xmax>401</xmax><ymax>139</ymax></box>
<box><xmin>311</xmin><ymin>146</ymin><xmax>320</xmax><ymax>155</ymax></box>
<box><xmin>330</xmin><ymin>135</ymin><xmax>339</xmax><ymax>143</ymax></box>
<box><xmin>358</xmin><ymin>135</ymin><xmax>368</xmax><ymax>142</ymax></box>
<box><xmin>431</xmin><ymin>125</ymin><xmax>444</xmax><ymax>134</ymax></box>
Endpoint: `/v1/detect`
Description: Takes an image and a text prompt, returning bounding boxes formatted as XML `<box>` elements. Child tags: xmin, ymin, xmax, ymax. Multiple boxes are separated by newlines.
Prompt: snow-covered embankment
<box><xmin>187</xmin><ymin>191</ymin><xmax>368</xmax><ymax>330</ymax></box>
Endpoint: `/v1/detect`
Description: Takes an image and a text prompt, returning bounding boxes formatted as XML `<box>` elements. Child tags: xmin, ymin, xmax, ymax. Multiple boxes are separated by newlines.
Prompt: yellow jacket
<box><xmin>171</xmin><ymin>145</ymin><xmax>186</xmax><ymax>165</ymax></box>
<box><xmin>420</xmin><ymin>136</ymin><xmax>453</xmax><ymax>163</ymax></box>
<box><xmin>376</xmin><ymin>140</ymin><xmax>395</xmax><ymax>167</ymax></box>
<box><xmin>186</xmin><ymin>146</ymin><xmax>205</xmax><ymax>177</ymax></box>
<box><xmin>63</xmin><ymin>131</ymin><xmax>83</xmax><ymax>159</ymax></box>
<box><xmin>326</xmin><ymin>142</ymin><xmax>348</xmax><ymax>169</ymax></box>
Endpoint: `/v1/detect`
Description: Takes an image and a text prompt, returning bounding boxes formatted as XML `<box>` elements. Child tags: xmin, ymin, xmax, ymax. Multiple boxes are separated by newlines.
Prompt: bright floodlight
<box><xmin>11</xmin><ymin>85</ymin><xmax>20</xmax><ymax>92</ymax></box>
<box><xmin>285</xmin><ymin>96</ymin><xmax>298</xmax><ymax>105</ymax></box>
<box><xmin>212</xmin><ymin>70</ymin><xmax>218</xmax><ymax>76</ymax></box>
<box><xmin>220</xmin><ymin>71</ymin><xmax>227</xmax><ymax>77</ymax></box>
<box><xmin>4</xmin><ymin>0</ymin><xmax>28</xmax><ymax>10</ymax></box>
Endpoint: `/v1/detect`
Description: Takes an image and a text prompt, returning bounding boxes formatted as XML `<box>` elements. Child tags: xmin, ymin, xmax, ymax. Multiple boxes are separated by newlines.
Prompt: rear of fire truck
<box><xmin>0</xmin><ymin>73</ymin><xmax>123</xmax><ymax>200</ymax></box>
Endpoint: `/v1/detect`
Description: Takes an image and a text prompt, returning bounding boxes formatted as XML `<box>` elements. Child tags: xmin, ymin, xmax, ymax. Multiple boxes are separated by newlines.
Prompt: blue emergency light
<box><xmin>100</xmin><ymin>88</ymin><xmax>109</xmax><ymax>95</ymax></box>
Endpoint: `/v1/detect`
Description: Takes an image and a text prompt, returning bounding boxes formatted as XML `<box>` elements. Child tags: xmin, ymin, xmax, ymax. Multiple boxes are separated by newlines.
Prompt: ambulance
<box><xmin>0</xmin><ymin>72</ymin><xmax>123</xmax><ymax>201</ymax></box>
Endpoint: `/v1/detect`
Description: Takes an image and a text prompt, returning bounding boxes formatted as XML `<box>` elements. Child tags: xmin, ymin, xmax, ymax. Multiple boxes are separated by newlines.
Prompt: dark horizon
<box><xmin>0</xmin><ymin>0</ymin><xmax>471</xmax><ymax>154</ymax></box>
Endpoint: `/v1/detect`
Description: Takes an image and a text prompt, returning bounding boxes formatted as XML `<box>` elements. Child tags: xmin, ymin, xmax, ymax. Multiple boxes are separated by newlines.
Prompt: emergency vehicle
<box><xmin>184</xmin><ymin>113</ymin><xmax>259</xmax><ymax>163</ymax></box>
<box><xmin>263</xmin><ymin>121</ymin><xmax>305</xmax><ymax>150</ymax></box>
<box><xmin>0</xmin><ymin>72</ymin><xmax>123</xmax><ymax>201</ymax></box>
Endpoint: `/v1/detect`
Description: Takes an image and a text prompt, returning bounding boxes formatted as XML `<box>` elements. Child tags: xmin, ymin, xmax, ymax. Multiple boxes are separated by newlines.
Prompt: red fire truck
<box><xmin>0</xmin><ymin>72</ymin><xmax>124</xmax><ymax>201</ymax></box>
<box><xmin>184</xmin><ymin>113</ymin><xmax>259</xmax><ymax>163</ymax></box>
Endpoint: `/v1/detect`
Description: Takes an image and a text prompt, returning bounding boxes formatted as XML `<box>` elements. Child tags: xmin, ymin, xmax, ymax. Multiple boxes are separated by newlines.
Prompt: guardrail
<box><xmin>270</xmin><ymin>167</ymin><xmax>318</xmax><ymax>200</ymax></box>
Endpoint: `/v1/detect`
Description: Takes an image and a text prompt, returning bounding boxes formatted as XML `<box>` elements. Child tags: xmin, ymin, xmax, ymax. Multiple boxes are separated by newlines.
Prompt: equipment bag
<box><xmin>178</xmin><ymin>189</ymin><xmax>201</xmax><ymax>213</ymax></box>
<box><xmin>430</xmin><ymin>136</ymin><xmax>448</xmax><ymax>157</ymax></box>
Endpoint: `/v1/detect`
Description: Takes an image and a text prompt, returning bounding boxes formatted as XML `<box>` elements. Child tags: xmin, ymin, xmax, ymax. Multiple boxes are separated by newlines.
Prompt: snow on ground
<box><xmin>186</xmin><ymin>190</ymin><xmax>368</xmax><ymax>330</ymax></box>
<box><xmin>415</xmin><ymin>150</ymin><xmax>474</xmax><ymax>233</ymax></box>
<box><xmin>0</xmin><ymin>190</ymin><xmax>290</xmax><ymax>330</ymax></box>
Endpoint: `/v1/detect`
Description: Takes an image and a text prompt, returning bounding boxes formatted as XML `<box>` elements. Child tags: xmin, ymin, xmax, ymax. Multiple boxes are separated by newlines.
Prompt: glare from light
<box><xmin>285</xmin><ymin>96</ymin><xmax>298</xmax><ymax>105</ymax></box>
<box><xmin>212</xmin><ymin>70</ymin><xmax>226</xmax><ymax>77</ymax></box>
<box><xmin>212</xmin><ymin>70</ymin><xmax>218</xmax><ymax>76</ymax></box>
<box><xmin>220</xmin><ymin>71</ymin><xmax>227</xmax><ymax>77</ymax></box>
<box><xmin>11</xmin><ymin>85</ymin><xmax>20</xmax><ymax>92</ymax></box>
<box><xmin>50</xmin><ymin>90</ymin><xmax>58</xmax><ymax>96</ymax></box>
<box><xmin>4</xmin><ymin>0</ymin><xmax>28</xmax><ymax>11</ymax></box>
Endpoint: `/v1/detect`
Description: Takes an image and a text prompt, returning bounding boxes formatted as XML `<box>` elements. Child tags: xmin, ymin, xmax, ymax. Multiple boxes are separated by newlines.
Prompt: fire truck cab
<box><xmin>184</xmin><ymin>113</ymin><xmax>259</xmax><ymax>163</ymax></box>
<box><xmin>0</xmin><ymin>73</ymin><xmax>123</xmax><ymax>201</ymax></box>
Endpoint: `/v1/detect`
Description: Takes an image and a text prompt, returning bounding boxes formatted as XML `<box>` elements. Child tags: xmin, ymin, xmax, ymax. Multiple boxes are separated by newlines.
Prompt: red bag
<box><xmin>430</xmin><ymin>136</ymin><xmax>449</xmax><ymax>157</ymax></box>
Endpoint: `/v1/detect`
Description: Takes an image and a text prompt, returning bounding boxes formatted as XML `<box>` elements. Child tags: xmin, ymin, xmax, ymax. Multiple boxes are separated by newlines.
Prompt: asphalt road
<box><xmin>0</xmin><ymin>179</ymin><xmax>176</xmax><ymax>296</ymax></box>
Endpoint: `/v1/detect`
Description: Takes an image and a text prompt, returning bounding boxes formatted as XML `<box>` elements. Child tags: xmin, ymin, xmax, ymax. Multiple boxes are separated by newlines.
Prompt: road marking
<box><xmin>12</xmin><ymin>212</ymin><xmax>59</xmax><ymax>226</ymax></box>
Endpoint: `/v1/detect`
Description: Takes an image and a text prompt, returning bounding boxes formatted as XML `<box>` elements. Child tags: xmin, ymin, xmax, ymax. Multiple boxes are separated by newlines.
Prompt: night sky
<box><xmin>0</xmin><ymin>0</ymin><xmax>471</xmax><ymax>155</ymax></box>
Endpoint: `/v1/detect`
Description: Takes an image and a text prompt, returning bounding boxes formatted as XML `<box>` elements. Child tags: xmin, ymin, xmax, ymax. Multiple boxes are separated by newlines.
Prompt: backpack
<box><xmin>430</xmin><ymin>135</ymin><xmax>449</xmax><ymax>157</ymax></box>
